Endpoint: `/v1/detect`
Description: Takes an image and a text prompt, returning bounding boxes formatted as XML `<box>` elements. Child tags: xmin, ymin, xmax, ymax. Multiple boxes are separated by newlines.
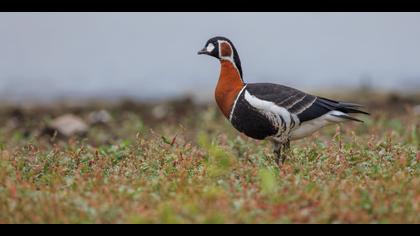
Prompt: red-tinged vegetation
<box><xmin>0</xmin><ymin>91</ymin><xmax>419</xmax><ymax>223</ymax></box>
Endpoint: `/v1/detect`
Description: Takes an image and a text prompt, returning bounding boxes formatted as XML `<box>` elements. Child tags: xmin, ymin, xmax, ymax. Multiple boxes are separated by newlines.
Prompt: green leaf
<box><xmin>259</xmin><ymin>168</ymin><xmax>278</xmax><ymax>195</ymax></box>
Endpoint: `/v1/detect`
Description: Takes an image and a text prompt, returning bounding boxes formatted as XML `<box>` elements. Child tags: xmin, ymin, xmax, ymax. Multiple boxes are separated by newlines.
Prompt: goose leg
<box><xmin>273</xmin><ymin>142</ymin><xmax>282</xmax><ymax>165</ymax></box>
<box><xmin>273</xmin><ymin>140</ymin><xmax>290</xmax><ymax>166</ymax></box>
<box><xmin>282</xmin><ymin>140</ymin><xmax>290</xmax><ymax>164</ymax></box>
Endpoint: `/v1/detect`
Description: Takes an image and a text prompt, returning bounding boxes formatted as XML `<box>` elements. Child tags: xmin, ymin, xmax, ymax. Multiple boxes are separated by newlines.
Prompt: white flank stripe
<box><xmin>244</xmin><ymin>90</ymin><xmax>292</xmax><ymax>137</ymax></box>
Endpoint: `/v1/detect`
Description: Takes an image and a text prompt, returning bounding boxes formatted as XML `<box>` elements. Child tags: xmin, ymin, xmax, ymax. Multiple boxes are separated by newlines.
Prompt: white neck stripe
<box><xmin>218</xmin><ymin>40</ymin><xmax>242</xmax><ymax>79</ymax></box>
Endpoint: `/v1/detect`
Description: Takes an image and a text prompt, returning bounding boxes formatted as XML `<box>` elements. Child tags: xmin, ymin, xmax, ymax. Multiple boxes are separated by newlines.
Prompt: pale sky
<box><xmin>0</xmin><ymin>12</ymin><xmax>419</xmax><ymax>102</ymax></box>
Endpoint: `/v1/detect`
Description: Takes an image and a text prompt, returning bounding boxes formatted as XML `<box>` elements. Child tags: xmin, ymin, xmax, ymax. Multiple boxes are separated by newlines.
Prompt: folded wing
<box><xmin>245</xmin><ymin>83</ymin><xmax>369</xmax><ymax>124</ymax></box>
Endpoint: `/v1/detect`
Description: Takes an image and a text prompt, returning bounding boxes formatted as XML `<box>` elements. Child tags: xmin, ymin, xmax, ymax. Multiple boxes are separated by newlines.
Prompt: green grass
<box><xmin>0</xmin><ymin>95</ymin><xmax>419</xmax><ymax>223</ymax></box>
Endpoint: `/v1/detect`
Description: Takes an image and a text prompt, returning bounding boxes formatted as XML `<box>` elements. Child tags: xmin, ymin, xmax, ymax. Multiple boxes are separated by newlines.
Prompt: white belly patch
<box><xmin>290</xmin><ymin>110</ymin><xmax>349</xmax><ymax>140</ymax></box>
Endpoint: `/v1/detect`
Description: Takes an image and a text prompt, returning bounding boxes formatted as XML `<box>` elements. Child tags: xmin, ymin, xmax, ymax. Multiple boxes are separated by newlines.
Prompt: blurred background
<box><xmin>0</xmin><ymin>12</ymin><xmax>419</xmax><ymax>104</ymax></box>
<box><xmin>0</xmin><ymin>12</ymin><xmax>419</xmax><ymax>142</ymax></box>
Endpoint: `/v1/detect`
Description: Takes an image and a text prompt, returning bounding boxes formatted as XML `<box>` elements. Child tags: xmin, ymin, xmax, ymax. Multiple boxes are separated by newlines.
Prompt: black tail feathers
<box><xmin>317</xmin><ymin>96</ymin><xmax>370</xmax><ymax>116</ymax></box>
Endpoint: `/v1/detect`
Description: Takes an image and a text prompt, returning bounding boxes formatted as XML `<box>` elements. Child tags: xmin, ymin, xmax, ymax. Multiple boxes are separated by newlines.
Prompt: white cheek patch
<box><xmin>206</xmin><ymin>43</ymin><xmax>215</xmax><ymax>52</ymax></box>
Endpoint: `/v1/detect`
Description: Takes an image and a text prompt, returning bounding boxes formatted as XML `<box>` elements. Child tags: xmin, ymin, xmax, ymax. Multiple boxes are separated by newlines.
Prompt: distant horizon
<box><xmin>1</xmin><ymin>12</ymin><xmax>419</xmax><ymax>102</ymax></box>
<box><xmin>1</xmin><ymin>83</ymin><xmax>417</xmax><ymax>105</ymax></box>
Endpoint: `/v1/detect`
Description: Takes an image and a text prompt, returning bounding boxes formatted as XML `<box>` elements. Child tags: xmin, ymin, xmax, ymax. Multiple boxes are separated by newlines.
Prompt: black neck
<box><xmin>232</xmin><ymin>48</ymin><xmax>243</xmax><ymax>80</ymax></box>
<box><xmin>213</xmin><ymin>36</ymin><xmax>244</xmax><ymax>79</ymax></box>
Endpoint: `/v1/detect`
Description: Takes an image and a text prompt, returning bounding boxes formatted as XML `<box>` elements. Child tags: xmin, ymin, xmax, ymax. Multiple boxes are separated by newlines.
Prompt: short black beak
<box><xmin>197</xmin><ymin>48</ymin><xmax>208</xmax><ymax>55</ymax></box>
